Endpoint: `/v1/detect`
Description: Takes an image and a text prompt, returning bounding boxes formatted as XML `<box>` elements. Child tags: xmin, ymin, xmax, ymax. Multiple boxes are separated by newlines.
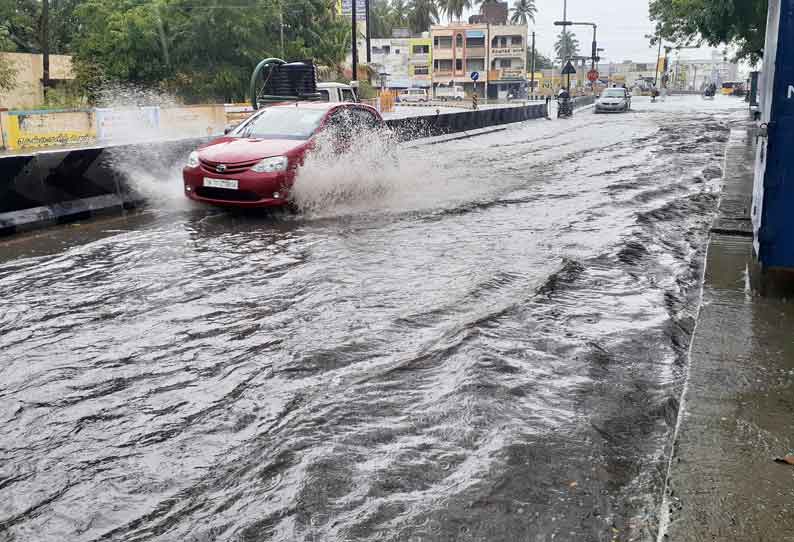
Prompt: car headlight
<box><xmin>187</xmin><ymin>151</ymin><xmax>199</xmax><ymax>168</ymax></box>
<box><xmin>251</xmin><ymin>156</ymin><xmax>288</xmax><ymax>173</ymax></box>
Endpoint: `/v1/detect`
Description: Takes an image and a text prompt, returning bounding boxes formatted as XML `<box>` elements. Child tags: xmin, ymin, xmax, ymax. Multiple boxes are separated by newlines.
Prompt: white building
<box><xmin>369</xmin><ymin>38</ymin><xmax>412</xmax><ymax>89</ymax></box>
<box><xmin>668</xmin><ymin>50</ymin><xmax>740</xmax><ymax>90</ymax></box>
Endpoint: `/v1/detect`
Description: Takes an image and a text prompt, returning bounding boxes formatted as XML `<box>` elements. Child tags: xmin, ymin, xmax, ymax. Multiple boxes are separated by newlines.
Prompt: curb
<box><xmin>0</xmin><ymin>193</ymin><xmax>143</xmax><ymax>236</ymax></box>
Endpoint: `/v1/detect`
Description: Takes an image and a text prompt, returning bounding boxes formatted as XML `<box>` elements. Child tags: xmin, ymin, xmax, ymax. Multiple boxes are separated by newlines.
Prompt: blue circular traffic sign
<box><xmin>471</xmin><ymin>71</ymin><xmax>480</xmax><ymax>82</ymax></box>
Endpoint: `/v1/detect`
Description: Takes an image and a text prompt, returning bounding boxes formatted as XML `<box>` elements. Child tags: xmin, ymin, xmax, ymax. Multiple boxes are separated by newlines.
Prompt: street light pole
<box><xmin>554</xmin><ymin>20</ymin><xmax>598</xmax><ymax>86</ymax></box>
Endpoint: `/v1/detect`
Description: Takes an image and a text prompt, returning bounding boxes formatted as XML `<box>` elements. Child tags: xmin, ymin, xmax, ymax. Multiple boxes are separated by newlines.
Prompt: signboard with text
<box><xmin>341</xmin><ymin>0</ymin><xmax>366</xmax><ymax>21</ymax></box>
<box><xmin>491</xmin><ymin>47</ymin><xmax>525</xmax><ymax>57</ymax></box>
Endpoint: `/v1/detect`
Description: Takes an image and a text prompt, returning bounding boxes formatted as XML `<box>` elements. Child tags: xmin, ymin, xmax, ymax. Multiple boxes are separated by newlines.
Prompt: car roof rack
<box><xmin>250</xmin><ymin>58</ymin><xmax>323</xmax><ymax>109</ymax></box>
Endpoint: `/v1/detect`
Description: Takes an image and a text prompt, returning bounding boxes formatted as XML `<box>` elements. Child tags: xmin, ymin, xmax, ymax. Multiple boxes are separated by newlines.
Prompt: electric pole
<box><xmin>279</xmin><ymin>1</ymin><xmax>285</xmax><ymax>58</ymax></box>
<box><xmin>365</xmin><ymin>0</ymin><xmax>371</xmax><ymax>63</ymax></box>
<box><xmin>530</xmin><ymin>32</ymin><xmax>536</xmax><ymax>100</ymax></box>
<box><xmin>42</xmin><ymin>0</ymin><xmax>50</xmax><ymax>96</ymax></box>
<box><xmin>654</xmin><ymin>35</ymin><xmax>662</xmax><ymax>86</ymax></box>
<box><xmin>351</xmin><ymin>0</ymin><xmax>358</xmax><ymax>81</ymax></box>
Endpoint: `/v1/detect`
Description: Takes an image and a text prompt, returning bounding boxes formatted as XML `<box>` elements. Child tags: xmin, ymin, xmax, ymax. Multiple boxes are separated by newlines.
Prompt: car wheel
<box><xmin>455</xmin><ymin>96</ymin><xmax>463</xmax><ymax>101</ymax></box>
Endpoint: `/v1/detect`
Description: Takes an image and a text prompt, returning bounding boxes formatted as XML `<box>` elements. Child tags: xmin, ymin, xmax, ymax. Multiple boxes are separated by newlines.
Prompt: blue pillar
<box><xmin>753</xmin><ymin>0</ymin><xmax>794</xmax><ymax>269</ymax></box>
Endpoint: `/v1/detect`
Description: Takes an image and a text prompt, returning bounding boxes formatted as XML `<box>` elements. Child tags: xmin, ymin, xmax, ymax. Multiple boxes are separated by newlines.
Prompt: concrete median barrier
<box><xmin>385</xmin><ymin>103</ymin><xmax>546</xmax><ymax>141</ymax></box>
<box><xmin>0</xmin><ymin>104</ymin><xmax>547</xmax><ymax>236</ymax></box>
<box><xmin>0</xmin><ymin>138</ymin><xmax>209</xmax><ymax>236</ymax></box>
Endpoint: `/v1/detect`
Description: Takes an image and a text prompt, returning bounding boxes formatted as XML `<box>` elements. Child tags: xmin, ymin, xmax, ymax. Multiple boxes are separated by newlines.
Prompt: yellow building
<box><xmin>409</xmin><ymin>37</ymin><xmax>432</xmax><ymax>88</ymax></box>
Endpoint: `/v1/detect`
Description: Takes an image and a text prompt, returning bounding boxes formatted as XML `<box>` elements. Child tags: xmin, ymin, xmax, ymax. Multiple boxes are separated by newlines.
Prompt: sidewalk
<box><xmin>663</xmin><ymin>129</ymin><xmax>794</xmax><ymax>540</ymax></box>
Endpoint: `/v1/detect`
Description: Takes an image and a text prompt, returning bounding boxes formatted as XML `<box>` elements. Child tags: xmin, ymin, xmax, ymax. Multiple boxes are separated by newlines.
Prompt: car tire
<box><xmin>455</xmin><ymin>96</ymin><xmax>463</xmax><ymax>101</ymax></box>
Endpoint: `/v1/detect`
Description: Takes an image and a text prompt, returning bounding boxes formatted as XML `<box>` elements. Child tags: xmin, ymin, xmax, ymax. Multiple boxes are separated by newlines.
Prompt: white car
<box><xmin>595</xmin><ymin>88</ymin><xmax>632</xmax><ymax>113</ymax></box>
<box><xmin>398</xmin><ymin>88</ymin><xmax>429</xmax><ymax>103</ymax></box>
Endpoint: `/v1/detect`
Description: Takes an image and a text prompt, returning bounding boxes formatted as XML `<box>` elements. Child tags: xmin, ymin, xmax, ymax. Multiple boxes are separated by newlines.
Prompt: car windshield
<box><xmin>234</xmin><ymin>107</ymin><xmax>326</xmax><ymax>139</ymax></box>
<box><xmin>601</xmin><ymin>89</ymin><xmax>626</xmax><ymax>98</ymax></box>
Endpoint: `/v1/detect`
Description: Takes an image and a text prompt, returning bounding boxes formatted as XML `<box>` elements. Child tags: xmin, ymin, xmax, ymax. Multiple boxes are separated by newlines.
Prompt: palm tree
<box><xmin>440</xmin><ymin>0</ymin><xmax>471</xmax><ymax>22</ymax></box>
<box><xmin>554</xmin><ymin>30</ymin><xmax>579</xmax><ymax>62</ymax></box>
<box><xmin>408</xmin><ymin>0</ymin><xmax>439</xmax><ymax>34</ymax></box>
<box><xmin>310</xmin><ymin>21</ymin><xmax>352</xmax><ymax>73</ymax></box>
<box><xmin>370</xmin><ymin>0</ymin><xmax>394</xmax><ymax>38</ymax></box>
<box><xmin>391</xmin><ymin>0</ymin><xmax>410</xmax><ymax>28</ymax></box>
<box><xmin>509</xmin><ymin>0</ymin><xmax>536</xmax><ymax>25</ymax></box>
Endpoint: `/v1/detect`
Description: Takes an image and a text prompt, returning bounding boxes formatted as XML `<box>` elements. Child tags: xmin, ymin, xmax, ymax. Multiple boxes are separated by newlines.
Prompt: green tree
<box><xmin>390</xmin><ymin>0</ymin><xmax>410</xmax><ymax>29</ymax></box>
<box><xmin>370</xmin><ymin>0</ymin><xmax>395</xmax><ymax>38</ymax></box>
<box><xmin>554</xmin><ymin>30</ymin><xmax>579</xmax><ymax>61</ymax></box>
<box><xmin>439</xmin><ymin>0</ymin><xmax>471</xmax><ymax>22</ymax></box>
<box><xmin>70</xmin><ymin>0</ymin><xmax>349</xmax><ymax>103</ymax></box>
<box><xmin>527</xmin><ymin>50</ymin><xmax>553</xmax><ymax>70</ymax></box>
<box><xmin>648</xmin><ymin>0</ymin><xmax>767</xmax><ymax>62</ymax></box>
<box><xmin>408</xmin><ymin>0</ymin><xmax>439</xmax><ymax>35</ymax></box>
<box><xmin>0</xmin><ymin>55</ymin><xmax>17</xmax><ymax>92</ymax></box>
<box><xmin>509</xmin><ymin>0</ymin><xmax>536</xmax><ymax>25</ymax></box>
<box><xmin>0</xmin><ymin>0</ymin><xmax>81</xmax><ymax>54</ymax></box>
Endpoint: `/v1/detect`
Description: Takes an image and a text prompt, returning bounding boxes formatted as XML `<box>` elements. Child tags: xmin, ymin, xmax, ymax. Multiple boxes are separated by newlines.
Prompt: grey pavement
<box><xmin>663</xmin><ymin>128</ymin><xmax>794</xmax><ymax>541</ymax></box>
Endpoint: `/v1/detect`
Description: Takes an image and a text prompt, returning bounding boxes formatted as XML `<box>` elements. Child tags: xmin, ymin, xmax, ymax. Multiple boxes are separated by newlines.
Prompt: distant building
<box><xmin>369</xmin><ymin>38</ymin><xmax>411</xmax><ymax>89</ymax></box>
<box><xmin>602</xmin><ymin>51</ymin><xmax>738</xmax><ymax>90</ymax></box>
<box><xmin>488</xmin><ymin>25</ymin><xmax>527</xmax><ymax>99</ymax></box>
<box><xmin>431</xmin><ymin>23</ymin><xmax>489</xmax><ymax>97</ymax></box>
<box><xmin>469</xmin><ymin>1</ymin><xmax>508</xmax><ymax>25</ymax></box>
<box><xmin>668</xmin><ymin>50</ymin><xmax>739</xmax><ymax>90</ymax></box>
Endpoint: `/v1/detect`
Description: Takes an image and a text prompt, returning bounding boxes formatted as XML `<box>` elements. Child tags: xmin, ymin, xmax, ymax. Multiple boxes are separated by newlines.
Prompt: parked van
<box><xmin>398</xmin><ymin>88</ymin><xmax>429</xmax><ymax>103</ymax></box>
<box><xmin>435</xmin><ymin>85</ymin><xmax>465</xmax><ymax>101</ymax></box>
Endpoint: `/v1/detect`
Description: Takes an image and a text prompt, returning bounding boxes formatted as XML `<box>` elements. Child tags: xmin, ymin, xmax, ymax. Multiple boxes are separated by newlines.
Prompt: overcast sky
<box><xmin>491</xmin><ymin>0</ymin><xmax>727</xmax><ymax>63</ymax></box>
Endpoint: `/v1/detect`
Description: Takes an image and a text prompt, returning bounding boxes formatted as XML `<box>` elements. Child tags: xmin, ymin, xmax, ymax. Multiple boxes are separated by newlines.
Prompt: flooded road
<box><xmin>0</xmin><ymin>96</ymin><xmax>747</xmax><ymax>542</ymax></box>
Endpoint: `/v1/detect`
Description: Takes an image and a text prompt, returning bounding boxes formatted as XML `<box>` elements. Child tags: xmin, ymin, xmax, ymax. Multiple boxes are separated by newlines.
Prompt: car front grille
<box><xmin>199</xmin><ymin>158</ymin><xmax>260</xmax><ymax>175</ymax></box>
<box><xmin>195</xmin><ymin>187</ymin><xmax>263</xmax><ymax>202</ymax></box>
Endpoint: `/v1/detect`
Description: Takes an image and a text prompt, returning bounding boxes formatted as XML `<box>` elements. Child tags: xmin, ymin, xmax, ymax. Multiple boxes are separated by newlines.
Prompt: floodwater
<box><xmin>0</xmin><ymin>96</ymin><xmax>747</xmax><ymax>541</ymax></box>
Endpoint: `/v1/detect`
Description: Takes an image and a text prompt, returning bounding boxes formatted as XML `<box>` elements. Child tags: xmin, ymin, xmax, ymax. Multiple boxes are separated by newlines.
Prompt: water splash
<box><xmin>290</xmin><ymin>119</ymin><xmax>497</xmax><ymax>218</ymax></box>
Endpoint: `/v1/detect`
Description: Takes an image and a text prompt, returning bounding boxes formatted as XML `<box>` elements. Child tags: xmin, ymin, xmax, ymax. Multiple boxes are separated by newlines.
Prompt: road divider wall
<box><xmin>0</xmin><ymin>105</ymin><xmax>227</xmax><ymax>151</ymax></box>
<box><xmin>0</xmin><ymin>103</ymin><xmax>547</xmax><ymax>236</ymax></box>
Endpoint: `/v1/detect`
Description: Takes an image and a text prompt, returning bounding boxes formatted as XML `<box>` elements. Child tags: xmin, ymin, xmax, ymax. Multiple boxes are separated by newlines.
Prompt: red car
<box><xmin>183</xmin><ymin>102</ymin><xmax>384</xmax><ymax>208</ymax></box>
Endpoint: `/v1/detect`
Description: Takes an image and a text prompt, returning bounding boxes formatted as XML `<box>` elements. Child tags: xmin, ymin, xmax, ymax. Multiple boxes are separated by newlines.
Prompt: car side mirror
<box><xmin>224</xmin><ymin>126</ymin><xmax>232</xmax><ymax>135</ymax></box>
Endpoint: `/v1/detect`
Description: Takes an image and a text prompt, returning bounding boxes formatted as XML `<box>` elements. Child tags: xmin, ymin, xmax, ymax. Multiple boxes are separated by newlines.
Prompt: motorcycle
<box><xmin>557</xmin><ymin>95</ymin><xmax>573</xmax><ymax>118</ymax></box>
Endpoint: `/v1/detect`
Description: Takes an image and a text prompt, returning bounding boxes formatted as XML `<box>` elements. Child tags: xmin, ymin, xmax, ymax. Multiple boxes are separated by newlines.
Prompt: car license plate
<box><xmin>203</xmin><ymin>178</ymin><xmax>238</xmax><ymax>190</ymax></box>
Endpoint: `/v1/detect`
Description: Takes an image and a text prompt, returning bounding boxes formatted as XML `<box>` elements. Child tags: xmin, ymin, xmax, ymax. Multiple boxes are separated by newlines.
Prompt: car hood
<box><xmin>198</xmin><ymin>137</ymin><xmax>308</xmax><ymax>163</ymax></box>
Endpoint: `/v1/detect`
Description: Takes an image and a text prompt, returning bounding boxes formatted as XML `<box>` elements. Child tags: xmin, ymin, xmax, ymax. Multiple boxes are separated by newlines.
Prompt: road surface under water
<box><xmin>0</xmin><ymin>96</ymin><xmax>747</xmax><ymax>542</ymax></box>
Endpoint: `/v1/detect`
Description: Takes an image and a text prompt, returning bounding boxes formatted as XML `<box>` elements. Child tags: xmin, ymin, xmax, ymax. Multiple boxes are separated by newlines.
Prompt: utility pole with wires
<box><xmin>365</xmin><ymin>0</ymin><xmax>371</xmax><ymax>63</ymax></box>
<box><xmin>654</xmin><ymin>35</ymin><xmax>662</xmax><ymax>87</ymax></box>
<box><xmin>42</xmin><ymin>0</ymin><xmax>50</xmax><ymax>96</ymax></box>
<box><xmin>279</xmin><ymin>1</ymin><xmax>285</xmax><ymax>58</ymax></box>
<box><xmin>351</xmin><ymin>0</ymin><xmax>358</xmax><ymax>82</ymax></box>
<box><xmin>530</xmin><ymin>31</ymin><xmax>536</xmax><ymax>100</ymax></box>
